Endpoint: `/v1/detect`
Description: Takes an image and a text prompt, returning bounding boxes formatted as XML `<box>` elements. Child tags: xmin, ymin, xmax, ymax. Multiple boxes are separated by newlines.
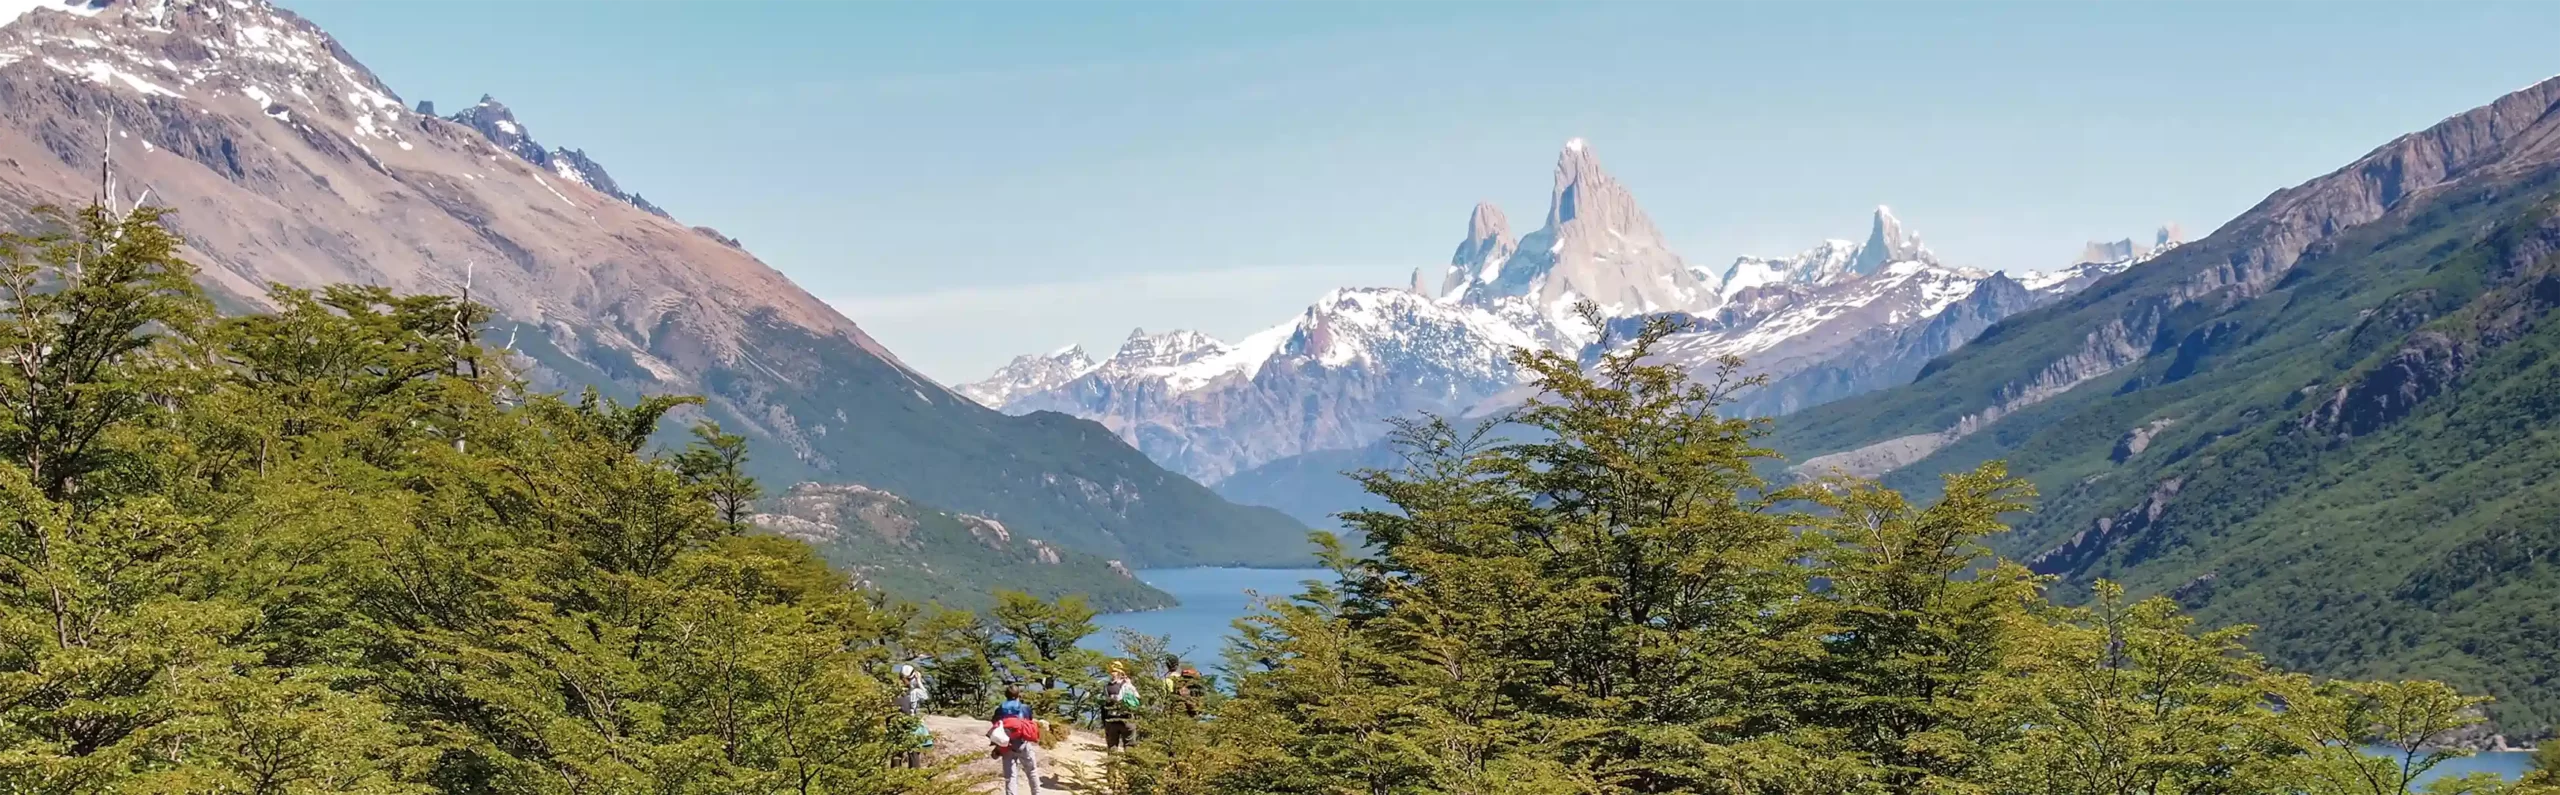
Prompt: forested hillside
<box><xmin>1768</xmin><ymin>77</ymin><xmax>2560</xmax><ymax>736</ymax></box>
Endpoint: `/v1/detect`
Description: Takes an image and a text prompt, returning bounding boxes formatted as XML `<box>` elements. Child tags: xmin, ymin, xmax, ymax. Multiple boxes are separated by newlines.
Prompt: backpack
<box><xmin>998</xmin><ymin>715</ymin><xmax>1041</xmax><ymax>748</ymax></box>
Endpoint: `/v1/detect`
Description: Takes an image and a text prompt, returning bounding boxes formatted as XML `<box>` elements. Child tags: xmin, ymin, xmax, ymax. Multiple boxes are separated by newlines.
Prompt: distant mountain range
<box><xmin>961</xmin><ymin>138</ymin><xmax>2176</xmax><ymax>524</ymax></box>
<box><xmin>0</xmin><ymin>0</ymin><xmax>1313</xmax><ymax>609</ymax></box>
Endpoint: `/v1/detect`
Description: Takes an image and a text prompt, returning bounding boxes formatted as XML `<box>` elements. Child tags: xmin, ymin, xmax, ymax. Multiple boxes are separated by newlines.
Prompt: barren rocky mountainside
<box><xmin>0</xmin><ymin>0</ymin><xmax>1312</xmax><ymax>586</ymax></box>
<box><xmin>1770</xmin><ymin>74</ymin><xmax>2560</xmax><ymax>735</ymax></box>
<box><xmin>963</xmin><ymin>141</ymin><xmax>2164</xmax><ymax>499</ymax></box>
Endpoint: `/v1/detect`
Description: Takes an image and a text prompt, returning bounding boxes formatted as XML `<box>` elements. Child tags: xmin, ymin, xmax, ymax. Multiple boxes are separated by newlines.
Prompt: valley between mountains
<box><xmin>0</xmin><ymin>0</ymin><xmax>1303</xmax><ymax>612</ymax></box>
<box><xmin>955</xmin><ymin>70</ymin><xmax>2560</xmax><ymax>737</ymax></box>
<box><xmin>13</xmin><ymin>0</ymin><xmax>2560</xmax><ymax>745</ymax></box>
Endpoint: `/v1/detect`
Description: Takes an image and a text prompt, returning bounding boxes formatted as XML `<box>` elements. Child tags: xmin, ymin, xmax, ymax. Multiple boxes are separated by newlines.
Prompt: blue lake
<box><xmin>1086</xmin><ymin>567</ymin><xmax>1334</xmax><ymax>662</ymax></box>
<box><xmin>1090</xmin><ymin>568</ymin><xmax>2537</xmax><ymax>783</ymax></box>
<box><xmin>2405</xmin><ymin>748</ymin><xmax>2535</xmax><ymax>785</ymax></box>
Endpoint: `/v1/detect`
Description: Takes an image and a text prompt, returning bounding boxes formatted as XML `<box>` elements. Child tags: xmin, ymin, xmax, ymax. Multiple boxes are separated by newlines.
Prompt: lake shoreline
<box><xmin>1100</xmin><ymin>564</ymin><xmax>1336</xmax><ymax>615</ymax></box>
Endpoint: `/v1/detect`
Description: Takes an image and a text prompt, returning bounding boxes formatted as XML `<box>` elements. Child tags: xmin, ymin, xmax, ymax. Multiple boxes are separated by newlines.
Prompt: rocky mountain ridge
<box><xmin>439</xmin><ymin>93</ymin><xmax>672</xmax><ymax>220</ymax></box>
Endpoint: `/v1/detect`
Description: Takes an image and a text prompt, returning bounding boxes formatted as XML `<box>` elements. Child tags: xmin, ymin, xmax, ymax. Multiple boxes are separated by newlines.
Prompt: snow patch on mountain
<box><xmin>956</xmin><ymin>345</ymin><xmax>1099</xmax><ymax>409</ymax></box>
<box><xmin>2</xmin><ymin>0</ymin><xmax>416</xmax><ymax>154</ymax></box>
<box><xmin>1716</xmin><ymin>238</ymin><xmax>1862</xmax><ymax>299</ymax></box>
<box><xmin>1664</xmin><ymin>259</ymin><xmax>1989</xmax><ymax>365</ymax></box>
<box><xmin>4</xmin><ymin>1</ymin><xmax>106</xmax><ymax>25</ymax></box>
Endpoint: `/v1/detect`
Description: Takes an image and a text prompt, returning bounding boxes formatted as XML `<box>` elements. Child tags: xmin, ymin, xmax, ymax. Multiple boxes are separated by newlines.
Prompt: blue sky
<box><xmin>292</xmin><ymin>0</ymin><xmax>2560</xmax><ymax>385</ymax></box>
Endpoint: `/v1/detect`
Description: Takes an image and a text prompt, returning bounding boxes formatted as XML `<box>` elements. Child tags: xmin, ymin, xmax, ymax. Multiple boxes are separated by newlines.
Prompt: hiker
<box><xmin>1100</xmin><ymin>662</ymin><xmax>1139</xmax><ymax>750</ymax></box>
<box><xmin>891</xmin><ymin>664</ymin><xmax>930</xmax><ymax>769</ymax></box>
<box><xmin>988</xmin><ymin>695</ymin><xmax>1043</xmax><ymax>795</ymax></box>
<box><xmin>1163</xmin><ymin>657</ymin><xmax>1203</xmax><ymax>718</ymax></box>
<box><xmin>992</xmin><ymin>682</ymin><xmax>1032</xmax><ymax>722</ymax></box>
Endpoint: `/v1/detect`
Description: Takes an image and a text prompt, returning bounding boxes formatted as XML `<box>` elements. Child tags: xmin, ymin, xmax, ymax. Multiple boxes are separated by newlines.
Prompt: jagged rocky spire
<box><xmin>1849</xmin><ymin>205</ymin><xmax>1932</xmax><ymax>275</ymax></box>
<box><xmin>1458</xmin><ymin>138</ymin><xmax>1716</xmax><ymax>327</ymax></box>
<box><xmin>448</xmin><ymin>95</ymin><xmax>546</xmax><ymax>165</ymax></box>
<box><xmin>1445</xmin><ymin>201</ymin><xmax>1515</xmax><ymax>297</ymax></box>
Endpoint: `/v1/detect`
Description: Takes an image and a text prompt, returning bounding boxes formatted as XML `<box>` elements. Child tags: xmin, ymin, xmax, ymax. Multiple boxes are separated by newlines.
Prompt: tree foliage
<box><xmin>0</xmin><ymin>205</ymin><xmax>963</xmax><ymax>794</ymax></box>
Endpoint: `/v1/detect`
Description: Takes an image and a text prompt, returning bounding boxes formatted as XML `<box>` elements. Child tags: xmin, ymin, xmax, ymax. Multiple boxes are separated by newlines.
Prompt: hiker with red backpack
<box><xmin>988</xmin><ymin>683</ymin><xmax>1041</xmax><ymax>795</ymax></box>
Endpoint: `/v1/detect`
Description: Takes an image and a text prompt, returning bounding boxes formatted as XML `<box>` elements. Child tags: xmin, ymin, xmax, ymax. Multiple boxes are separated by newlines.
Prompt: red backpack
<box><xmin>998</xmin><ymin>715</ymin><xmax>1041</xmax><ymax>747</ymax></box>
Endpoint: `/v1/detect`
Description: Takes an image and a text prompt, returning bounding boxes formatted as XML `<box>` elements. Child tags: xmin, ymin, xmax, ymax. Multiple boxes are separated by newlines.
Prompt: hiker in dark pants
<box><xmin>1101</xmin><ymin>662</ymin><xmax>1139</xmax><ymax>751</ymax></box>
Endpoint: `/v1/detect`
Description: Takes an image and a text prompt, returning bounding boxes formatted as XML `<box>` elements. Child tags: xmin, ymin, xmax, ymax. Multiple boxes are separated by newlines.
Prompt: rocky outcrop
<box><xmin>2027</xmin><ymin>477</ymin><xmax>2184</xmax><ymax>576</ymax></box>
<box><xmin>2111</xmin><ymin>417</ymin><xmax>2178</xmax><ymax>462</ymax></box>
<box><xmin>441</xmin><ymin>94</ymin><xmax>669</xmax><ymax>219</ymax></box>
<box><xmin>2303</xmin><ymin>331</ymin><xmax>2469</xmax><ymax>439</ymax></box>
<box><xmin>2181</xmin><ymin>77</ymin><xmax>2560</xmax><ymax>308</ymax></box>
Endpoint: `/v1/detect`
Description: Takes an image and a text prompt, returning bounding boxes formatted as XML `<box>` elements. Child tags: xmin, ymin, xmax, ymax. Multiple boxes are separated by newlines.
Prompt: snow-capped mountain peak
<box><xmin>444</xmin><ymin>94</ymin><xmax>669</xmax><ymax>218</ymax></box>
<box><xmin>1712</xmin><ymin>206</ymin><xmax>1945</xmax><ymax>300</ymax></box>
<box><xmin>0</xmin><ymin>0</ymin><xmax>671</xmax><ymax>220</ymax></box>
<box><xmin>1446</xmin><ymin>138</ymin><xmax>1718</xmax><ymax>333</ymax></box>
<box><xmin>966</xmin><ymin>285</ymin><xmax>1564</xmax><ymax>481</ymax></box>
<box><xmin>1849</xmin><ymin>204</ymin><xmax>1935</xmax><ymax>275</ymax></box>
<box><xmin>3</xmin><ymin>0</ymin><xmax>413</xmax><ymax>147</ymax></box>
<box><xmin>448</xmin><ymin>95</ymin><xmax>539</xmax><ymax>161</ymax></box>
<box><xmin>1717</xmin><ymin>238</ymin><xmax>1862</xmax><ymax>299</ymax></box>
<box><xmin>1106</xmin><ymin>328</ymin><xmax>1232</xmax><ymax>371</ymax></box>
<box><xmin>1445</xmin><ymin>201</ymin><xmax>1517</xmax><ymax>298</ymax></box>
<box><xmin>954</xmin><ymin>345</ymin><xmax>1099</xmax><ymax>409</ymax></box>
<box><xmin>967</xmin><ymin>143</ymin><xmax>2172</xmax><ymax>498</ymax></box>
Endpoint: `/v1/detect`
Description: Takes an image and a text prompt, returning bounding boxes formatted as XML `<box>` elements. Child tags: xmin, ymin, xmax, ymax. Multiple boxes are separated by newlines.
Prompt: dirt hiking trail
<box><xmin>922</xmin><ymin>714</ymin><xmax>1110</xmax><ymax>794</ymax></box>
